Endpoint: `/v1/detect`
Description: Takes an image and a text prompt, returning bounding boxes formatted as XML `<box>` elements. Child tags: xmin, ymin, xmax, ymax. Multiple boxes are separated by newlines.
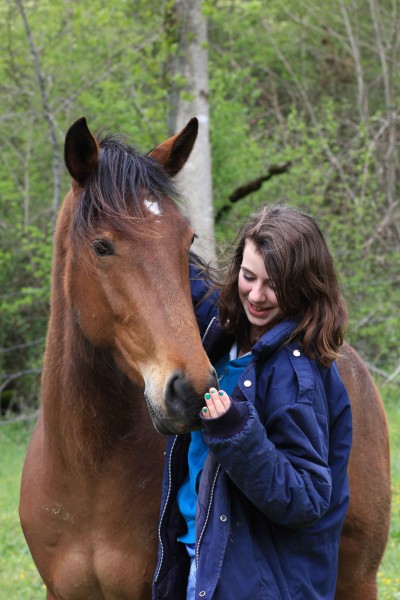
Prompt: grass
<box><xmin>0</xmin><ymin>421</ymin><xmax>44</xmax><ymax>599</ymax></box>
<box><xmin>0</xmin><ymin>385</ymin><xmax>399</xmax><ymax>599</ymax></box>
<box><xmin>378</xmin><ymin>385</ymin><xmax>400</xmax><ymax>599</ymax></box>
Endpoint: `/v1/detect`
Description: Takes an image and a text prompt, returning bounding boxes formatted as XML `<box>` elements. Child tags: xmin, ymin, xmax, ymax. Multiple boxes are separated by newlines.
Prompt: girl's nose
<box><xmin>249</xmin><ymin>283</ymin><xmax>265</xmax><ymax>303</ymax></box>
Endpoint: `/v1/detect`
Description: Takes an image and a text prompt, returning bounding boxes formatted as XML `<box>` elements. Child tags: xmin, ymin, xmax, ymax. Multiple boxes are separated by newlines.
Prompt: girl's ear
<box><xmin>148</xmin><ymin>118</ymin><xmax>198</xmax><ymax>176</ymax></box>
<box><xmin>64</xmin><ymin>117</ymin><xmax>99</xmax><ymax>185</ymax></box>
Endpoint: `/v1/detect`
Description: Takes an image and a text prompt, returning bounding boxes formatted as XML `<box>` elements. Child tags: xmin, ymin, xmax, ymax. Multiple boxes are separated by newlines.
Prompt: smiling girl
<box><xmin>153</xmin><ymin>205</ymin><xmax>352</xmax><ymax>600</ymax></box>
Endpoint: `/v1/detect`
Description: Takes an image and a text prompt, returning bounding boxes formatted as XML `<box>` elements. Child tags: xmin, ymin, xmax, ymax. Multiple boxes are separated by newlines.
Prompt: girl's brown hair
<box><xmin>218</xmin><ymin>205</ymin><xmax>348</xmax><ymax>367</ymax></box>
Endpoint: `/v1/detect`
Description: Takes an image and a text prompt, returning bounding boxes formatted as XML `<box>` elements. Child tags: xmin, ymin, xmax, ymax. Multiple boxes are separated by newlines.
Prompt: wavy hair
<box><xmin>218</xmin><ymin>205</ymin><xmax>348</xmax><ymax>367</ymax></box>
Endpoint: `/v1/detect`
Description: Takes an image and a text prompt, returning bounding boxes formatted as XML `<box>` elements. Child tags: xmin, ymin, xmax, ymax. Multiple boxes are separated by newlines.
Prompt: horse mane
<box><xmin>72</xmin><ymin>134</ymin><xmax>181</xmax><ymax>239</ymax></box>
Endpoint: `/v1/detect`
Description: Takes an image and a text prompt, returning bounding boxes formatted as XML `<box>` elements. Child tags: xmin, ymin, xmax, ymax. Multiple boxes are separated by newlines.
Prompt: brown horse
<box><xmin>20</xmin><ymin>117</ymin><xmax>218</xmax><ymax>599</ymax></box>
<box><xmin>20</xmin><ymin>118</ymin><xmax>390</xmax><ymax>600</ymax></box>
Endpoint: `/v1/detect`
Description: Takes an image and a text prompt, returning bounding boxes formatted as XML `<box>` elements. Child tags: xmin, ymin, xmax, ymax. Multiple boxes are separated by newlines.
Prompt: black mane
<box><xmin>72</xmin><ymin>134</ymin><xmax>180</xmax><ymax>238</ymax></box>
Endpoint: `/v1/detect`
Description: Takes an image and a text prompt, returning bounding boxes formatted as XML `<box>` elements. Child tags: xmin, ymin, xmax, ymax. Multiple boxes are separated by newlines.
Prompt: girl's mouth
<box><xmin>248</xmin><ymin>302</ymin><xmax>270</xmax><ymax>317</ymax></box>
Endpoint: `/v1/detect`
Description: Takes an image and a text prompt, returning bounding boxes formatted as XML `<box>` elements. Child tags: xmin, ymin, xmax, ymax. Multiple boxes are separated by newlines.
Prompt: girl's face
<box><xmin>238</xmin><ymin>239</ymin><xmax>283</xmax><ymax>338</ymax></box>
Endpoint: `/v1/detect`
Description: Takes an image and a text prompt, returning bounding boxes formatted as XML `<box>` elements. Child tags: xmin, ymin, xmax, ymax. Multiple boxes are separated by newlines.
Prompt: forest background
<box><xmin>0</xmin><ymin>0</ymin><xmax>399</xmax><ymax>597</ymax></box>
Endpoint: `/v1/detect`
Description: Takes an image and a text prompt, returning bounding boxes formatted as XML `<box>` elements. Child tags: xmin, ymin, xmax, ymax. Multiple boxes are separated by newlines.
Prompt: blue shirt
<box><xmin>177</xmin><ymin>345</ymin><xmax>252</xmax><ymax>544</ymax></box>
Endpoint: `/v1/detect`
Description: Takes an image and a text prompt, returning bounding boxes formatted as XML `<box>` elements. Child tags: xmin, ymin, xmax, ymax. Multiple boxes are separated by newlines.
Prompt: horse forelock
<box><xmin>71</xmin><ymin>134</ymin><xmax>181</xmax><ymax>240</ymax></box>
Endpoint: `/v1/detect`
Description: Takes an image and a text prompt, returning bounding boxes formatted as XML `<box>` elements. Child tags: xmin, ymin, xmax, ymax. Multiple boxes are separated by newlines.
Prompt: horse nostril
<box><xmin>165</xmin><ymin>371</ymin><xmax>193</xmax><ymax>409</ymax></box>
<box><xmin>165</xmin><ymin>369</ymin><xmax>218</xmax><ymax>412</ymax></box>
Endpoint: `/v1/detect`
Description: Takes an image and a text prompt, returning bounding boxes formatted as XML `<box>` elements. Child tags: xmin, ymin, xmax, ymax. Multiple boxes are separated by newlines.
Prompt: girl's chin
<box><xmin>246</xmin><ymin>310</ymin><xmax>283</xmax><ymax>331</ymax></box>
<box><xmin>246</xmin><ymin>314</ymin><xmax>272</xmax><ymax>330</ymax></box>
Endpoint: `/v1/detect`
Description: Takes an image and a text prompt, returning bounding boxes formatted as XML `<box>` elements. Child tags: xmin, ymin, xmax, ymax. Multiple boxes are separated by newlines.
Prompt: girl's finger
<box><xmin>205</xmin><ymin>388</ymin><xmax>231</xmax><ymax>418</ymax></box>
<box><xmin>217</xmin><ymin>390</ymin><xmax>231</xmax><ymax>410</ymax></box>
<box><xmin>212</xmin><ymin>389</ymin><xmax>231</xmax><ymax>415</ymax></box>
<box><xmin>202</xmin><ymin>406</ymin><xmax>210</xmax><ymax>419</ymax></box>
<box><xmin>209</xmin><ymin>388</ymin><xmax>225</xmax><ymax>416</ymax></box>
<box><xmin>204</xmin><ymin>391</ymin><xmax>218</xmax><ymax>418</ymax></box>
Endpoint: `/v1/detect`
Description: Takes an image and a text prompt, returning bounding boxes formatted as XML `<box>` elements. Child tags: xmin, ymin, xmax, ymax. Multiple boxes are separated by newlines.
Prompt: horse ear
<box><xmin>149</xmin><ymin>118</ymin><xmax>198</xmax><ymax>176</ymax></box>
<box><xmin>64</xmin><ymin>117</ymin><xmax>99</xmax><ymax>185</ymax></box>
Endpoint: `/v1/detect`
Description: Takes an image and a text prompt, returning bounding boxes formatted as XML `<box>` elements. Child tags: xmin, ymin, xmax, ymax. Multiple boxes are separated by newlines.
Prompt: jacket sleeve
<box><xmin>189</xmin><ymin>261</ymin><xmax>219</xmax><ymax>337</ymax></box>
<box><xmin>202</xmin><ymin>363</ymin><xmax>333</xmax><ymax>529</ymax></box>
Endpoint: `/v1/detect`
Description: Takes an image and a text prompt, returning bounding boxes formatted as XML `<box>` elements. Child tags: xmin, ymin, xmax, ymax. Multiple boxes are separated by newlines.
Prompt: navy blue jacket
<box><xmin>152</xmin><ymin>269</ymin><xmax>352</xmax><ymax>600</ymax></box>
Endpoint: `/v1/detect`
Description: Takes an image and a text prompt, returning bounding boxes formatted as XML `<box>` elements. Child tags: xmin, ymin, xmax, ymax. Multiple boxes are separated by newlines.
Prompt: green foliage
<box><xmin>0</xmin><ymin>224</ymin><xmax>49</xmax><ymax>413</ymax></box>
<box><xmin>211</xmin><ymin>95</ymin><xmax>399</xmax><ymax>371</ymax></box>
<box><xmin>0</xmin><ymin>0</ymin><xmax>399</xmax><ymax>410</ymax></box>
<box><xmin>206</xmin><ymin>1</ymin><xmax>400</xmax><ymax>374</ymax></box>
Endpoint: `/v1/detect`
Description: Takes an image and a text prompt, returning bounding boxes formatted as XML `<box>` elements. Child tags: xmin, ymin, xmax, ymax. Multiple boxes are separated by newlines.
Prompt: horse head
<box><xmin>61</xmin><ymin>117</ymin><xmax>217</xmax><ymax>434</ymax></box>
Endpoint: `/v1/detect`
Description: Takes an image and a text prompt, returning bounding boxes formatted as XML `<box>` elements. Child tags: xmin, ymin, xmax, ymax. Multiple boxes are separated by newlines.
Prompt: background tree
<box><xmin>164</xmin><ymin>0</ymin><xmax>215</xmax><ymax>261</ymax></box>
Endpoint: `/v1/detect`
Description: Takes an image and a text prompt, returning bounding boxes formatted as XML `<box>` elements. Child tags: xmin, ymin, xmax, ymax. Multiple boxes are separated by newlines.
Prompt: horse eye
<box><xmin>92</xmin><ymin>239</ymin><xmax>115</xmax><ymax>257</ymax></box>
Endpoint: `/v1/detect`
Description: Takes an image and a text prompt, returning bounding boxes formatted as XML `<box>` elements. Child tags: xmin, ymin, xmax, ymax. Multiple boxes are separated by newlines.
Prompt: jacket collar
<box><xmin>249</xmin><ymin>317</ymin><xmax>300</xmax><ymax>359</ymax></box>
<box><xmin>202</xmin><ymin>315</ymin><xmax>299</xmax><ymax>363</ymax></box>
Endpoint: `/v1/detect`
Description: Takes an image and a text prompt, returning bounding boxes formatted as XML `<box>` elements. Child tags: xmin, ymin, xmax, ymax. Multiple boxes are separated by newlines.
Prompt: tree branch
<box><xmin>339</xmin><ymin>0</ymin><xmax>368</xmax><ymax>123</ymax></box>
<box><xmin>261</xmin><ymin>17</ymin><xmax>356</xmax><ymax>203</ymax></box>
<box><xmin>15</xmin><ymin>0</ymin><xmax>61</xmax><ymax>221</ymax></box>
<box><xmin>215</xmin><ymin>162</ymin><xmax>292</xmax><ymax>223</ymax></box>
<box><xmin>0</xmin><ymin>410</ymin><xmax>39</xmax><ymax>426</ymax></box>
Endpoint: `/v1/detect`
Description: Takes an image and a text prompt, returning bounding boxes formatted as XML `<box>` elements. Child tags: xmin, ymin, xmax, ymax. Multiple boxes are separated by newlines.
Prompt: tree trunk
<box><xmin>165</xmin><ymin>0</ymin><xmax>216</xmax><ymax>262</ymax></box>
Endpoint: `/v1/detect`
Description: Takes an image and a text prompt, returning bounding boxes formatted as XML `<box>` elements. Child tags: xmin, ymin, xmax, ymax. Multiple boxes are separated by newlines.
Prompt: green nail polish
<box><xmin>219</xmin><ymin>391</ymin><xmax>224</xmax><ymax>396</ymax></box>
<box><xmin>205</xmin><ymin>393</ymin><xmax>211</xmax><ymax>400</ymax></box>
<box><xmin>202</xmin><ymin>407</ymin><xmax>208</xmax><ymax>413</ymax></box>
<box><xmin>210</xmin><ymin>388</ymin><xmax>216</xmax><ymax>393</ymax></box>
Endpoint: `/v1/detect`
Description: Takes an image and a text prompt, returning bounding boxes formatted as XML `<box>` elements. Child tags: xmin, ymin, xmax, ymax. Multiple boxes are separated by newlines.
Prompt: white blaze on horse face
<box><xmin>144</xmin><ymin>199</ymin><xmax>162</xmax><ymax>217</ymax></box>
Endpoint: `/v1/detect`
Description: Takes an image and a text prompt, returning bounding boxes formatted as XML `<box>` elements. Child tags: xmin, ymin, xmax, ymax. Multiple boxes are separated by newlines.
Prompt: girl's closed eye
<box><xmin>241</xmin><ymin>269</ymin><xmax>276</xmax><ymax>291</ymax></box>
<box><xmin>242</xmin><ymin>273</ymin><xmax>255</xmax><ymax>281</ymax></box>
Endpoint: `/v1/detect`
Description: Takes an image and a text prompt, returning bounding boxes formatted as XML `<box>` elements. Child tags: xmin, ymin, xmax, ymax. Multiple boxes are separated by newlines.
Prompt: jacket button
<box><xmin>220</xmin><ymin>514</ymin><xmax>227</xmax><ymax>522</ymax></box>
<box><xmin>293</xmin><ymin>349</ymin><xmax>301</xmax><ymax>357</ymax></box>
<box><xmin>199</xmin><ymin>592</ymin><xmax>206</xmax><ymax>597</ymax></box>
<box><xmin>244</xmin><ymin>380</ymin><xmax>252</xmax><ymax>387</ymax></box>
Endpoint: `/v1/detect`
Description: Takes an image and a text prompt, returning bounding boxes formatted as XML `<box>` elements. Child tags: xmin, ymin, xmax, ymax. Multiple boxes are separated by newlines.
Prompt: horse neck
<box><xmin>42</xmin><ymin>311</ymin><xmax>147</xmax><ymax>469</ymax></box>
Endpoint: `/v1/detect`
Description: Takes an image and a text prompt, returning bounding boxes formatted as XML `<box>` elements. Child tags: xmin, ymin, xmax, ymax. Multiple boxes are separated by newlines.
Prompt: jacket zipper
<box><xmin>196</xmin><ymin>464</ymin><xmax>221</xmax><ymax>568</ymax></box>
<box><xmin>201</xmin><ymin>316</ymin><xmax>216</xmax><ymax>345</ymax></box>
<box><xmin>196</xmin><ymin>316</ymin><xmax>223</xmax><ymax>567</ymax></box>
<box><xmin>156</xmin><ymin>316</ymin><xmax>218</xmax><ymax>582</ymax></box>
<box><xmin>154</xmin><ymin>435</ymin><xmax>178</xmax><ymax>583</ymax></box>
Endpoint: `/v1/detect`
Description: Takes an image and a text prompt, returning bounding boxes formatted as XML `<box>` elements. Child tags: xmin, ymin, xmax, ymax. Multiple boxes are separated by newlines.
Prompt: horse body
<box><xmin>20</xmin><ymin>118</ymin><xmax>216</xmax><ymax>599</ymax></box>
<box><xmin>336</xmin><ymin>343</ymin><xmax>391</xmax><ymax>599</ymax></box>
<box><xmin>20</xmin><ymin>118</ymin><xmax>390</xmax><ymax>600</ymax></box>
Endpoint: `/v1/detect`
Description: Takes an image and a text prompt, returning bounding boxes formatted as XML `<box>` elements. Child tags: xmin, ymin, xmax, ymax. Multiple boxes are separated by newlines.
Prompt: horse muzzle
<box><xmin>144</xmin><ymin>368</ymin><xmax>218</xmax><ymax>435</ymax></box>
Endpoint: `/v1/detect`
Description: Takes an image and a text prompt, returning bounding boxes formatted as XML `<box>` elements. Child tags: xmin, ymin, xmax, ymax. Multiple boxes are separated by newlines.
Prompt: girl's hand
<box><xmin>202</xmin><ymin>388</ymin><xmax>231</xmax><ymax>419</ymax></box>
